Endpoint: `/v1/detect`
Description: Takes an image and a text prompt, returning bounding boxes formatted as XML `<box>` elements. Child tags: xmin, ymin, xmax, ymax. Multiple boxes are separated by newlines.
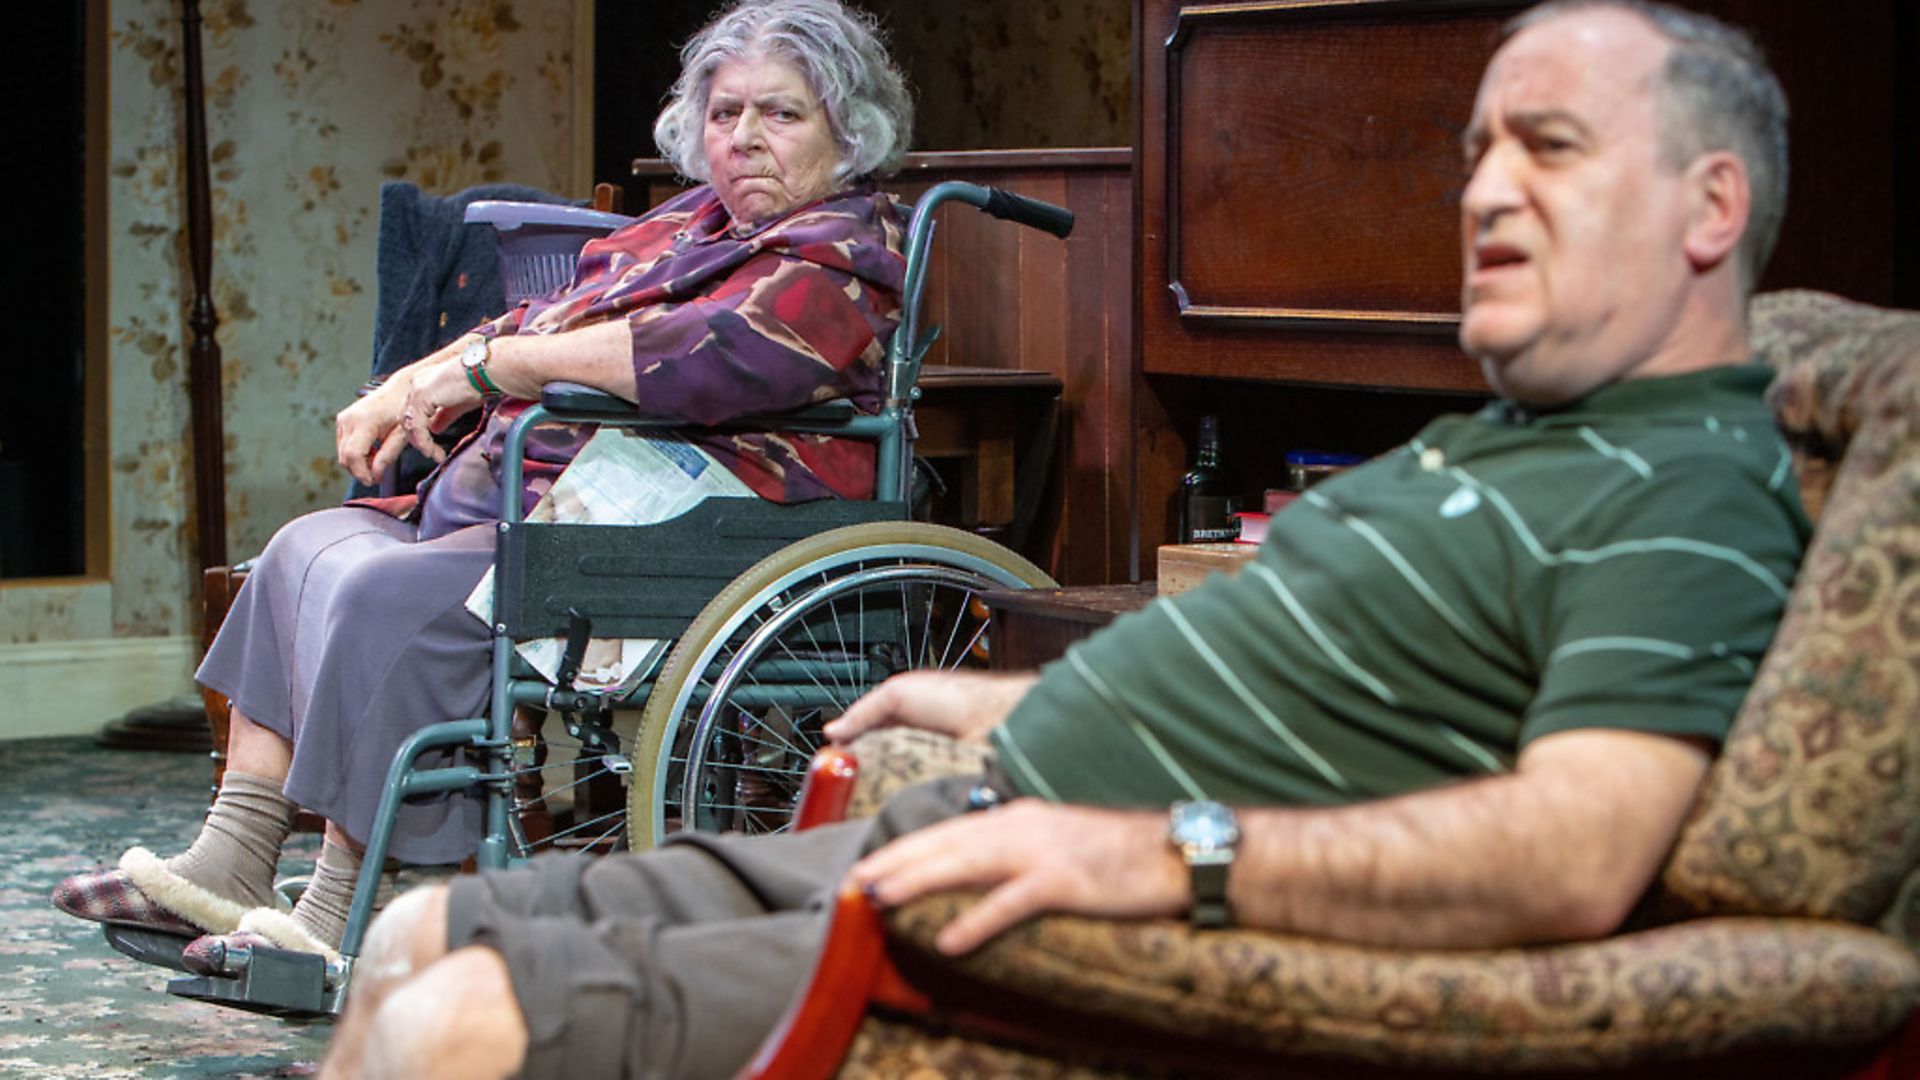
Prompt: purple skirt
<box><xmin>196</xmin><ymin>506</ymin><xmax>494</xmax><ymax>865</ymax></box>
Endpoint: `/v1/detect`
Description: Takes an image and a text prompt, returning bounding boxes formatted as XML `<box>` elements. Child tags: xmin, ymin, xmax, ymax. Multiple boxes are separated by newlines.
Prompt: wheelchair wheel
<box><xmin>628</xmin><ymin>522</ymin><xmax>1054</xmax><ymax>849</ymax></box>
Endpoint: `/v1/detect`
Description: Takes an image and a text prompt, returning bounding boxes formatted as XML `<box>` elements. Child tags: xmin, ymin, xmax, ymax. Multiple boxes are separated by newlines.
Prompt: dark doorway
<box><xmin>0</xmin><ymin>5</ymin><xmax>89</xmax><ymax>578</ymax></box>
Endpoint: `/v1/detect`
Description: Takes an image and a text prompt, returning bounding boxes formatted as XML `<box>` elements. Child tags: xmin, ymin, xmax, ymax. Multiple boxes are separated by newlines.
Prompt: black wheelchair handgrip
<box><xmin>981</xmin><ymin>188</ymin><xmax>1074</xmax><ymax>239</ymax></box>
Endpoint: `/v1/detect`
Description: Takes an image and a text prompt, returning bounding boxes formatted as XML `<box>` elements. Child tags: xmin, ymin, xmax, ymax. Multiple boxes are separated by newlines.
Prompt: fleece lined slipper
<box><xmin>234</xmin><ymin>906</ymin><xmax>344</xmax><ymax>966</ymax></box>
<box><xmin>181</xmin><ymin>929</ymin><xmax>279</xmax><ymax>976</ymax></box>
<box><xmin>50</xmin><ymin>847</ymin><xmax>251</xmax><ymax>937</ymax></box>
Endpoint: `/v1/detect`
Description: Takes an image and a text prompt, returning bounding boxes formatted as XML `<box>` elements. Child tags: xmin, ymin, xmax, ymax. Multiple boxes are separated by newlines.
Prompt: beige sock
<box><xmin>291</xmin><ymin>838</ymin><xmax>363</xmax><ymax>950</ymax></box>
<box><xmin>164</xmin><ymin>770</ymin><xmax>294</xmax><ymax>910</ymax></box>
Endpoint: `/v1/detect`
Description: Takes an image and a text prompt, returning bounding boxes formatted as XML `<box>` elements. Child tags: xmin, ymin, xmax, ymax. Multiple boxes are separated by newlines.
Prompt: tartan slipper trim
<box><xmin>181</xmin><ymin>929</ymin><xmax>279</xmax><ymax>977</ymax></box>
<box><xmin>51</xmin><ymin>866</ymin><xmax>202</xmax><ymax>937</ymax></box>
<box><xmin>49</xmin><ymin>847</ymin><xmax>251</xmax><ymax>937</ymax></box>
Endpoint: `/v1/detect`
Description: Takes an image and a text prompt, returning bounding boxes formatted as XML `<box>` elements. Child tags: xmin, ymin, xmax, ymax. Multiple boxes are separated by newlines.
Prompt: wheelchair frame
<box><xmin>158</xmin><ymin>181</ymin><xmax>1073</xmax><ymax>1017</ymax></box>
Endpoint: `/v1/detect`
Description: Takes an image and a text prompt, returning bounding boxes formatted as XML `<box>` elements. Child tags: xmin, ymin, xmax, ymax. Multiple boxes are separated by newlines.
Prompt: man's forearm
<box><xmin>1225</xmin><ymin>729</ymin><xmax>1709</xmax><ymax>948</ymax></box>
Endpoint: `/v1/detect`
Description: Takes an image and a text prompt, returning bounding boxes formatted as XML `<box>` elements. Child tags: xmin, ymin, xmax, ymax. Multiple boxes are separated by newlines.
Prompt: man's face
<box><xmin>1459</xmin><ymin>10</ymin><xmax>1697</xmax><ymax>406</ymax></box>
<box><xmin>703</xmin><ymin>54</ymin><xmax>844</xmax><ymax>225</ymax></box>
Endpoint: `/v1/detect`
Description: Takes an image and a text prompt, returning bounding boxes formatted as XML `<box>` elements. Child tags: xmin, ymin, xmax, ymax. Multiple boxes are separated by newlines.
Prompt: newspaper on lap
<box><xmin>465</xmin><ymin>428</ymin><xmax>754</xmax><ymax>694</ymax></box>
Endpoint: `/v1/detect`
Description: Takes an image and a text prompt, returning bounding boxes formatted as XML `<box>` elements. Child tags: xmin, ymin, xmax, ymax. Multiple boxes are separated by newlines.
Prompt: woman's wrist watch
<box><xmin>460</xmin><ymin>337</ymin><xmax>502</xmax><ymax>396</ymax></box>
<box><xmin>1168</xmin><ymin>799</ymin><xmax>1240</xmax><ymax>928</ymax></box>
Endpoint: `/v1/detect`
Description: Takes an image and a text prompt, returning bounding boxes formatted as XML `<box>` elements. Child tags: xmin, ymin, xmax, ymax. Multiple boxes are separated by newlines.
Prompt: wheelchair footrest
<box><xmin>102</xmin><ymin>924</ymin><xmax>196</xmax><ymax>972</ymax></box>
<box><xmin>165</xmin><ymin>945</ymin><xmax>346</xmax><ymax>1019</ymax></box>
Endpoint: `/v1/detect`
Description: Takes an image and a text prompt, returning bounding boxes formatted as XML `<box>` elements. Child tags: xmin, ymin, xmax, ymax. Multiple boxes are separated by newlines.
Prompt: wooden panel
<box><xmin>1164</xmin><ymin>6</ymin><xmax>1495</xmax><ymax>330</ymax></box>
<box><xmin>1139</xmin><ymin>0</ymin><xmax>1916</xmax><ymax>392</ymax></box>
<box><xmin>1141</xmin><ymin>0</ymin><xmax>1519</xmax><ymax>390</ymax></box>
<box><xmin>891</xmin><ymin>158</ymin><xmax>1137</xmax><ymax>585</ymax></box>
<box><xmin>982</xmin><ymin>584</ymin><xmax>1156</xmax><ymax>671</ymax></box>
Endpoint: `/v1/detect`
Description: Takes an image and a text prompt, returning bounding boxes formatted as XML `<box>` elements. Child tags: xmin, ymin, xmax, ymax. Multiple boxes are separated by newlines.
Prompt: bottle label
<box><xmin>1184</xmin><ymin>495</ymin><xmax>1240</xmax><ymax>542</ymax></box>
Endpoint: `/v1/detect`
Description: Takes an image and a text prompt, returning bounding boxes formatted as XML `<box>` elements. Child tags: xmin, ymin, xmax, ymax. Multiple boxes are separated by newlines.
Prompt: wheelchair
<box><xmin>136</xmin><ymin>181</ymin><xmax>1073</xmax><ymax>1017</ymax></box>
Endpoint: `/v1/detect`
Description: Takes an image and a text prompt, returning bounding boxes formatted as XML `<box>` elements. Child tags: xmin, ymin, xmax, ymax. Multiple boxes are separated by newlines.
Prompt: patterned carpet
<box><xmin>0</xmin><ymin>737</ymin><xmax>330</xmax><ymax>1078</ymax></box>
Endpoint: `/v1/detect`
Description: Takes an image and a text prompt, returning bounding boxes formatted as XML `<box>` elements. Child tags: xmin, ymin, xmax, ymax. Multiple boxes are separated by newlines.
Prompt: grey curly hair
<box><xmin>652</xmin><ymin>0</ymin><xmax>914</xmax><ymax>187</ymax></box>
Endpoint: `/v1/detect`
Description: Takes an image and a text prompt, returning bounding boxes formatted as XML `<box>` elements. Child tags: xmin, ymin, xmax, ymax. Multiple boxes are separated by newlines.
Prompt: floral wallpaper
<box><xmin>874</xmin><ymin>0</ymin><xmax>1131</xmax><ymax>150</ymax></box>
<box><xmin>3</xmin><ymin>0</ymin><xmax>584</xmax><ymax>644</ymax></box>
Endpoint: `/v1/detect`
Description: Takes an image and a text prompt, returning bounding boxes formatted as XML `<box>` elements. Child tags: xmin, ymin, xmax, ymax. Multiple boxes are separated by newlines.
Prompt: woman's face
<box><xmin>703</xmin><ymin>54</ymin><xmax>844</xmax><ymax>224</ymax></box>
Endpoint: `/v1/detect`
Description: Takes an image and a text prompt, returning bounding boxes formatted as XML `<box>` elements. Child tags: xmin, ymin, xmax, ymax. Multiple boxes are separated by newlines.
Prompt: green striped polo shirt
<box><xmin>991</xmin><ymin>364</ymin><xmax>1812</xmax><ymax>808</ymax></box>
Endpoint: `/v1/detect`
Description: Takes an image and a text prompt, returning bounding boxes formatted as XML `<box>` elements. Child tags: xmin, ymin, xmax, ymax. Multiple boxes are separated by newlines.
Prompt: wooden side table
<box><xmin>982</xmin><ymin>583</ymin><xmax>1156</xmax><ymax>671</ymax></box>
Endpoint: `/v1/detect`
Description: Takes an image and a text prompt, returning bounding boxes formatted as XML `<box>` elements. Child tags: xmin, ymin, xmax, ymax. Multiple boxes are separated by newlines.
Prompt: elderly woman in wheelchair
<box><xmin>53</xmin><ymin>0</ymin><xmax>922</xmax><ymax>970</ymax></box>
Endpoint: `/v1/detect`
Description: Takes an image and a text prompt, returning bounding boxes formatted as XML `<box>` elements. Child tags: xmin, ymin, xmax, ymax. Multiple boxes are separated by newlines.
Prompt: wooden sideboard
<box><xmin>983</xmin><ymin>583</ymin><xmax>1157</xmax><ymax>673</ymax></box>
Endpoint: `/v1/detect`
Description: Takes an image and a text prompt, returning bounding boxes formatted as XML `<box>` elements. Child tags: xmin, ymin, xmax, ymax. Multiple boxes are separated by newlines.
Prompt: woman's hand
<box><xmin>335</xmin><ymin>379</ymin><xmax>412</xmax><ymax>487</ymax></box>
<box><xmin>399</xmin><ymin>355</ymin><xmax>487</xmax><ymax>463</ymax></box>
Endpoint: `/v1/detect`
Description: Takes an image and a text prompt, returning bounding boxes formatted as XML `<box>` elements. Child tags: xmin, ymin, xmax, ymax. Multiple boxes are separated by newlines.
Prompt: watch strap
<box><xmin>462</xmin><ymin>363</ymin><xmax>492</xmax><ymax>396</ymax></box>
<box><xmin>1189</xmin><ymin>860</ymin><xmax>1231</xmax><ymax>929</ymax></box>
<box><xmin>462</xmin><ymin>339</ymin><xmax>501</xmax><ymax>396</ymax></box>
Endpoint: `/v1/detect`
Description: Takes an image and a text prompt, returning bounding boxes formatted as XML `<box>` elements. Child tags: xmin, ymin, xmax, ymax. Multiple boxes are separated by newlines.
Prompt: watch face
<box><xmin>1170</xmin><ymin>800</ymin><xmax>1240</xmax><ymax>851</ymax></box>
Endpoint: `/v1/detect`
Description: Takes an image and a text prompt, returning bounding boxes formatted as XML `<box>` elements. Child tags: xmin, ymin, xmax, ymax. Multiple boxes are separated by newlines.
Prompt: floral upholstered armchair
<box><xmin>745</xmin><ymin>290</ymin><xmax>1920</xmax><ymax>1079</ymax></box>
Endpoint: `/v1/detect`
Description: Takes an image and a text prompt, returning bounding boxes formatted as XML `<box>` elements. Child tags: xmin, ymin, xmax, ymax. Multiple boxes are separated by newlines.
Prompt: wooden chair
<box><xmin>742</xmin><ymin>290</ymin><xmax>1920</xmax><ymax>1078</ymax></box>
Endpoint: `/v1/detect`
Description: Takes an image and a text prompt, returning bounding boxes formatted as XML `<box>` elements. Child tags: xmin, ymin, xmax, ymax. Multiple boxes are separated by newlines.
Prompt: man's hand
<box><xmin>824</xmin><ymin>670</ymin><xmax>1038</xmax><ymax>747</ymax></box>
<box><xmin>847</xmin><ymin>801</ymin><xmax>1185</xmax><ymax>955</ymax></box>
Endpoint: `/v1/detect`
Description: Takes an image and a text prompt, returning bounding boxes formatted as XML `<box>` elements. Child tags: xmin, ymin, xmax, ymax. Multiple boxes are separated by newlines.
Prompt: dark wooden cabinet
<box><xmin>1140</xmin><ymin>0</ymin><xmax>1520</xmax><ymax>392</ymax></box>
<box><xmin>1136</xmin><ymin>0</ymin><xmax>1916</xmax><ymax>390</ymax></box>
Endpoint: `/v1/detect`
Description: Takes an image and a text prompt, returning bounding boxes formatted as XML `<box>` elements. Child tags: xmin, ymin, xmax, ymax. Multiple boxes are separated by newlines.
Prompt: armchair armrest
<box><xmin>864</xmin><ymin>896</ymin><xmax>1919</xmax><ymax>1076</ymax></box>
<box><xmin>793</xmin><ymin>747</ymin><xmax>861</xmax><ymax>832</ymax></box>
<box><xmin>839</xmin><ymin>729</ymin><xmax>995</xmax><ymax>820</ymax></box>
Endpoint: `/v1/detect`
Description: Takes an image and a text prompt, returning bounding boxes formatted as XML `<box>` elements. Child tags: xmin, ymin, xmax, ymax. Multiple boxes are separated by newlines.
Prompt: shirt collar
<box><xmin>1499</xmin><ymin>361</ymin><xmax>1774</xmax><ymax>427</ymax></box>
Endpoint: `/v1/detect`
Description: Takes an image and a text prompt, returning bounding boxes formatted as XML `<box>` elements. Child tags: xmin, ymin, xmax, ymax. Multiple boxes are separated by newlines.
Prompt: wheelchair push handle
<box><xmin>980</xmin><ymin>187</ymin><xmax>1075</xmax><ymax>239</ymax></box>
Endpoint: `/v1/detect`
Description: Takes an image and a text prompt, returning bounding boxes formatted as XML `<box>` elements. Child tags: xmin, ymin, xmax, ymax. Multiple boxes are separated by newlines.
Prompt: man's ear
<box><xmin>1682</xmin><ymin>151</ymin><xmax>1750</xmax><ymax>272</ymax></box>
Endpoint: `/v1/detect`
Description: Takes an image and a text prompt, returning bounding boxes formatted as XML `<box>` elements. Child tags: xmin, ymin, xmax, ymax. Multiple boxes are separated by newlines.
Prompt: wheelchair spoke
<box><xmin>695</xmin><ymin>799</ymin><xmax>801</xmax><ymax>815</ymax></box>
<box><xmin>762</xmin><ymin>636</ymin><xmax>854</xmax><ymax>714</ymax></box>
<box><xmin>539</xmin><ymin>806</ymin><xmax>628</xmax><ymax>846</ymax></box>
<box><xmin>793</xmin><ymin>612</ymin><xmax>850</xmax><ymax>702</ymax></box>
<box><xmin>579</xmin><ymin>816</ymin><xmax>628</xmax><ymax>852</ymax></box>
<box><xmin>827</xmin><ymin>582</ymin><xmax>855</xmax><ymax>682</ymax></box>
<box><xmin>721</xmin><ymin>710</ymin><xmax>814</xmax><ymax>762</ymax></box>
<box><xmin>932</xmin><ymin>586</ymin><xmax>973</xmax><ymax>670</ymax></box>
<box><xmin>919</xmin><ymin>584</ymin><xmax>938</xmax><ymax>671</ymax></box>
<box><xmin>896</xmin><ymin>579</ymin><xmax>918</xmax><ymax>671</ymax></box>
<box><xmin>510</xmin><ymin>762</ymin><xmax>616</xmax><ymax>801</ymax></box>
<box><xmin>948</xmin><ymin>616</ymin><xmax>992</xmax><ymax>671</ymax></box>
<box><xmin>697</xmin><ymin>758</ymin><xmax>807</xmax><ymax>779</ymax></box>
<box><xmin>507</xmin><ymin>753</ymin><xmax>620</xmax><ymax>782</ymax></box>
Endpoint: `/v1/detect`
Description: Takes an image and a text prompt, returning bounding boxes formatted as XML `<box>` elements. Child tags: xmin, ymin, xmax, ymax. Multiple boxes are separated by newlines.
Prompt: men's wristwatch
<box><xmin>1168</xmin><ymin>799</ymin><xmax>1240</xmax><ymax>929</ymax></box>
<box><xmin>460</xmin><ymin>337</ymin><xmax>501</xmax><ymax>396</ymax></box>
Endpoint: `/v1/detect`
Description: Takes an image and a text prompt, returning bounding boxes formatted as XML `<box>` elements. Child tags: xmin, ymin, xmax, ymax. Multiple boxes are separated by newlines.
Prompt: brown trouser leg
<box><xmin>445</xmin><ymin>775</ymin><xmax>980</xmax><ymax>1080</ymax></box>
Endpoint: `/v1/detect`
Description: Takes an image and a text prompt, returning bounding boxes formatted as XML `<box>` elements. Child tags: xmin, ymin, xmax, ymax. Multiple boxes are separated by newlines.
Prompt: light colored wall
<box><xmin>0</xmin><ymin>0</ymin><xmax>587</xmax><ymax>737</ymax></box>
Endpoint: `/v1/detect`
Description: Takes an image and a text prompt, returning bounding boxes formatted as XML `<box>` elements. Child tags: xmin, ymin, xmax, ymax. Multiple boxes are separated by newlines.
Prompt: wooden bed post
<box><xmin>180</xmin><ymin>0</ymin><xmax>227</xmax><ymax>571</ymax></box>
